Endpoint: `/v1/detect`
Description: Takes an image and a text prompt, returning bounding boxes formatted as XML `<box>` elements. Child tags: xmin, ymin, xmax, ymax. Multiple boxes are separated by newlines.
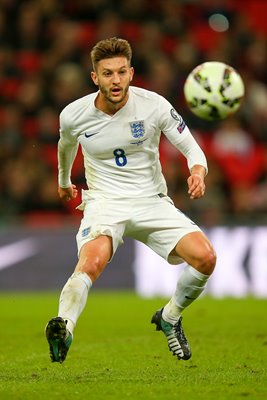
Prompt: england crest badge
<box><xmin>130</xmin><ymin>120</ymin><xmax>145</xmax><ymax>138</ymax></box>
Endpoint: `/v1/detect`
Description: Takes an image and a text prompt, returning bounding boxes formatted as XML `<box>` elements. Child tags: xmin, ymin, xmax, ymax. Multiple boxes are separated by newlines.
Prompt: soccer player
<box><xmin>45</xmin><ymin>37</ymin><xmax>216</xmax><ymax>363</ymax></box>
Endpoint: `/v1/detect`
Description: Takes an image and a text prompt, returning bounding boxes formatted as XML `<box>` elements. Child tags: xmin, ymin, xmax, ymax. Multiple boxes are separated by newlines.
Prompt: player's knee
<box><xmin>194</xmin><ymin>248</ymin><xmax>217</xmax><ymax>275</ymax></box>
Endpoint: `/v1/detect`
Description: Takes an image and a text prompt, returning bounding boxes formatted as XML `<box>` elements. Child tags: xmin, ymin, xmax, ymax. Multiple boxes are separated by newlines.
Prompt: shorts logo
<box><xmin>130</xmin><ymin>120</ymin><xmax>145</xmax><ymax>138</ymax></box>
<box><xmin>81</xmin><ymin>227</ymin><xmax>90</xmax><ymax>237</ymax></box>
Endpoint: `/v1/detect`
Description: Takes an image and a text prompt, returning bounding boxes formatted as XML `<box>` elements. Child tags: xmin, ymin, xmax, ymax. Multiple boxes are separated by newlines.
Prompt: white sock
<box><xmin>58</xmin><ymin>272</ymin><xmax>92</xmax><ymax>335</ymax></box>
<box><xmin>162</xmin><ymin>265</ymin><xmax>209</xmax><ymax>325</ymax></box>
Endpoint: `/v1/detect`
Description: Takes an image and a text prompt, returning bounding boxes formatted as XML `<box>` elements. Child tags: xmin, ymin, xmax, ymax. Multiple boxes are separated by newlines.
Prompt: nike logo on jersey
<box><xmin>84</xmin><ymin>132</ymin><xmax>99</xmax><ymax>138</ymax></box>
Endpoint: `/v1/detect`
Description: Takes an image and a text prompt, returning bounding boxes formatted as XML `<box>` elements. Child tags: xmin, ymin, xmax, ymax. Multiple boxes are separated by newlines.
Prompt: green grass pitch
<box><xmin>0</xmin><ymin>291</ymin><xmax>266</xmax><ymax>400</ymax></box>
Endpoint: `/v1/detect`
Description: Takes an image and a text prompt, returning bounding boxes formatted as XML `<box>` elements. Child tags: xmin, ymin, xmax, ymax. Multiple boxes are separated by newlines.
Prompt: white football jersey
<box><xmin>58</xmin><ymin>86</ymin><xmax>207</xmax><ymax>199</ymax></box>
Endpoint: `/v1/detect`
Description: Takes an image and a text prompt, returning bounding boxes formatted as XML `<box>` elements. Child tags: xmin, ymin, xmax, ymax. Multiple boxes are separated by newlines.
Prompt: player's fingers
<box><xmin>188</xmin><ymin>182</ymin><xmax>203</xmax><ymax>195</ymax></box>
<box><xmin>190</xmin><ymin>185</ymin><xmax>205</xmax><ymax>199</ymax></box>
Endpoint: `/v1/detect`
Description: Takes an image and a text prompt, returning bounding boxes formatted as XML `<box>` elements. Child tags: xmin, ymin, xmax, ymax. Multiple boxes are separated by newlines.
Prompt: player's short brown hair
<box><xmin>90</xmin><ymin>37</ymin><xmax>132</xmax><ymax>71</ymax></box>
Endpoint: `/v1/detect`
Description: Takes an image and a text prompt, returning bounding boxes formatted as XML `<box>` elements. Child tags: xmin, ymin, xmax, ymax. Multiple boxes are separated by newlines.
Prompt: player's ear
<box><xmin>91</xmin><ymin>71</ymin><xmax>98</xmax><ymax>86</ymax></box>
<box><xmin>130</xmin><ymin>66</ymin><xmax>134</xmax><ymax>82</ymax></box>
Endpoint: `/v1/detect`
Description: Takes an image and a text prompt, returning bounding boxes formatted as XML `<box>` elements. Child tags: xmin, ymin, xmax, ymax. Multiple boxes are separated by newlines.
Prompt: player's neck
<box><xmin>95</xmin><ymin>92</ymin><xmax>129</xmax><ymax>116</ymax></box>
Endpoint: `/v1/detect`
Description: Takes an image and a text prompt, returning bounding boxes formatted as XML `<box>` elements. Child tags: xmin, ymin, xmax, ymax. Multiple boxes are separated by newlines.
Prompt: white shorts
<box><xmin>76</xmin><ymin>191</ymin><xmax>201</xmax><ymax>265</ymax></box>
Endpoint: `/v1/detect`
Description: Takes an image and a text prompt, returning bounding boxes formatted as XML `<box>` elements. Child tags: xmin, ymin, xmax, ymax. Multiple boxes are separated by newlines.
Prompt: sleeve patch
<box><xmin>170</xmin><ymin>108</ymin><xmax>186</xmax><ymax>133</ymax></box>
<box><xmin>170</xmin><ymin>108</ymin><xmax>182</xmax><ymax>122</ymax></box>
<box><xmin>177</xmin><ymin>120</ymin><xmax>186</xmax><ymax>133</ymax></box>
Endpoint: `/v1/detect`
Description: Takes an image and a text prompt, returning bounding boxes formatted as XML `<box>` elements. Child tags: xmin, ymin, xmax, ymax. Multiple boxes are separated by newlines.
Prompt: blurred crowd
<box><xmin>0</xmin><ymin>0</ymin><xmax>267</xmax><ymax>226</ymax></box>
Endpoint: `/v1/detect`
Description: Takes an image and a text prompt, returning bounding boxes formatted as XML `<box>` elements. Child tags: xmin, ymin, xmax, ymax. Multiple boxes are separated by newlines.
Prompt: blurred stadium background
<box><xmin>0</xmin><ymin>0</ymin><xmax>267</xmax><ymax>296</ymax></box>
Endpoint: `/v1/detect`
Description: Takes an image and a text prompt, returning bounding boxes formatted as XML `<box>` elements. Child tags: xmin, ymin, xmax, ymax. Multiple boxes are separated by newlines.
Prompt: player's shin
<box><xmin>162</xmin><ymin>265</ymin><xmax>209</xmax><ymax>324</ymax></box>
<box><xmin>58</xmin><ymin>271</ymin><xmax>92</xmax><ymax>334</ymax></box>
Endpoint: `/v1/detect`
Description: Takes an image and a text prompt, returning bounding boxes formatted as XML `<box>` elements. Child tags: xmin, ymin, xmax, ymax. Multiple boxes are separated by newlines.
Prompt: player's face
<box><xmin>91</xmin><ymin>57</ymin><xmax>134</xmax><ymax>108</ymax></box>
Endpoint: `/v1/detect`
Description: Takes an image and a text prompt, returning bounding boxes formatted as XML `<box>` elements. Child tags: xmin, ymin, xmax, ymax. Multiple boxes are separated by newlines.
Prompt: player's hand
<box><xmin>187</xmin><ymin>174</ymin><xmax>205</xmax><ymax>199</ymax></box>
<box><xmin>58</xmin><ymin>184</ymin><xmax>78</xmax><ymax>202</ymax></box>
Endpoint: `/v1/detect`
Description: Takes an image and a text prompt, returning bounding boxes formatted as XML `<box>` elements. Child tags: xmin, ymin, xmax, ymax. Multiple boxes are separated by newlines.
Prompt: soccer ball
<box><xmin>183</xmin><ymin>61</ymin><xmax>245</xmax><ymax>121</ymax></box>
